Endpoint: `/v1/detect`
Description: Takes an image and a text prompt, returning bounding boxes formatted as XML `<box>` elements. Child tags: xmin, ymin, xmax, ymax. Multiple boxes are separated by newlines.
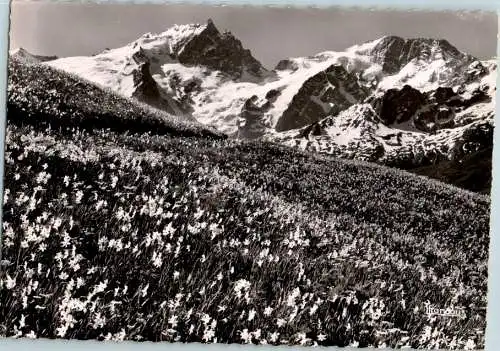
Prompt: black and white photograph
<box><xmin>0</xmin><ymin>2</ymin><xmax>496</xmax><ymax>349</ymax></box>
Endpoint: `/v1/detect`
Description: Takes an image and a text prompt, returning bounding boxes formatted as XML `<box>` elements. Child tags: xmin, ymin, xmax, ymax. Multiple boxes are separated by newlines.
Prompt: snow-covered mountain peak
<box><xmin>51</xmin><ymin>18</ymin><xmax>267</xmax><ymax>79</ymax></box>
<box><xmin>129</xmin><ymin>21</ymin><xmax>212</xmax><ymax>58</ymax></box>
<box><xmin>89</xmin><ymin>20</ymin><xmax>214</xmax><ymax>67</ymax></box>
<box><xmin>345</xmin><ymin>36</ymin><xmax>389</xmax><ymax>56</ymax></box>
<box><xmin>369</xmin><ymin>36</ymin><xmax>468</xmax><ymax>64</ymax></box>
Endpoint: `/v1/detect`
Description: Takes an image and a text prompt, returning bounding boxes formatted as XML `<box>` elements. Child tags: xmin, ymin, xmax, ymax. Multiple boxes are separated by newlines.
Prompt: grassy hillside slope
<box><xmin>412</xmin><ymin>148</ymin><xmax>493</xmax><ymax>195</ymax></box>
<box><xmin>0</xmin><ymin>59</ymin><xmax>491</xmax><ymax>350</ymax></box>
<box><xmin>7</xmin><ymin>57</ymin><xmax>224</xmax><ymax>139</ymax></box>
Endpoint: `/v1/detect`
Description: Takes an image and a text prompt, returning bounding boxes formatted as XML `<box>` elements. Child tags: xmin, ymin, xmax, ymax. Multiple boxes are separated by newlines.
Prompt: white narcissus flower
<box><xmin>19</xmin><ymin>314</ymin><xmax>26</xmax><ymax>328</ymax></box>
<box><xmin>75</xmin><ymin>190</ymin><xmax>84</xmax><ymax>204</ymax></box>
<box><xmin>269</xmin><ymin>331</ymin><xmax>280</xmax><ymax>343</ymax></box>
<box><xmin>168</xmin><ymin>315</ymin><xmax>178</xmax><ymax>328</ymax></box>
<box><xmin>464</xmin><ymin>338</ymin><xmax>476</xmax><ymax>350</ymax></box>
<box><xmin>201</xmin><ymin>313</ymin><xmax>211</xmax><ymax>325</ymax></box>
<box><xmin>140</xmin><ymin>284</ymin><xmax>149</xmax><ymax>297</ymax></box>
<box><xmin>263</xmin><ymin>306</ymin><xmax>273</xmax><ymax>316</ymax></box>
<box><xmin>239</xmin><ymin>329</ymin><xmax>252</xmax><ymax>344</ymax></box>
<box><xmin>202</xmin><ymin>329</ymin><xmax>215</xmax><ymax>342</ymax></box>
<box><xmin>6</xmin><ymin>274</ymin><xmax>16</xmax><ymax>289</ymax></box>
<box><xmin>152</xmin><ymin>251</ymin><xmax>162</xmax><ymax>268</ymax></box>
<box><xmin>297</xmin><ymin>332</ymin><xmax>311</xmax><ymax>346</ymax></box>
<box><xmin>247</xmin><ymin>309</ymin><xmax>256</xmax><ymax>321</ymax></box>
<box><xmin>276</xmin><ymin>318</ymin><xmax>286</xmax><ymax>327</ymax></box>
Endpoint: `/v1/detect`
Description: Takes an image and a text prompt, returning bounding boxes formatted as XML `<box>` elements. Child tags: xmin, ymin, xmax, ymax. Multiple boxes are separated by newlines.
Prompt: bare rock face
<box><xmin>275</xmin><ymin>64</ymin><xmax>370</xmax><ymax>132</ymax></box>
<box><xmin>273</xmin><ymin>36</ymin><xmax>493</xmax><ymax>135</ymax></box>
<box><xmin>177</xmin><ymin>19</ymin><xmax>270</xmax><ymax>81</ymax></box>
<box><xmin>131</xmin><ymin>47</ymin><xmax>186</xmax><ymax>115</ymax></box>
<box><xmin>274</xmin><ymin>59</ymin><xmax>300</xmax><ymax>72</ymax></box>
<box><xmin>370</xmin><ymin>84</ymin><xmax>492</xmax><ymax>133</ymax></box>
<box><xmin>371</xmin><ymin>85</ymin><xmax>427</xmax><ymax>126</ymax></box>
<box><xmin>369</xmin><ymin>36</ymin><xmax>473</xmax><ymax>74</ymax></box>
<box><xmin>297</xmin><ymin>121</ymin><xmax>329</xmax><ymax>138</ymax></box>
<box><xmin>238</xmin><ymin>90</ymin><xmax>280</xmax><ymax>139</ymax></box>
<box><xmin>131</xmin><ymin>62</ymin><xmax>163</xmax><ymax>107</ymax></box>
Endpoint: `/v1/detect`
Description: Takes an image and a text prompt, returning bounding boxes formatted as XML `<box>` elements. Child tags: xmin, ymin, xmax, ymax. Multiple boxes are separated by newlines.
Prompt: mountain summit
<box><xmin>362</xmin><ymin>36</ymin><xmax>474</xmax><ymax>74</ymax></box>
<box><xmin>47</xmin><ymin>20</ymin><xmax>270</xmax><ymax>117</ymax></box>
<box><xmin>174</xmin><ymin>19</ymin><xmax>270</xmax><ymax>79</ymax></box>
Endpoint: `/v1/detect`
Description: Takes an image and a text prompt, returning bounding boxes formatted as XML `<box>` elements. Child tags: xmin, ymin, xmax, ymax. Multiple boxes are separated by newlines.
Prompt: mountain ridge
<box><xmin>12</xmin><ymin>20</ymin><xmax>496</xmax><ymax>192</ymax></box>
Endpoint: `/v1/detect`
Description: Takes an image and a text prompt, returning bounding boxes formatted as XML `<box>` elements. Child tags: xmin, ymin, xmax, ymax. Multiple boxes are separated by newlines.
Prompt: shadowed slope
<box><xmin>7</xmin><ymin>57</ymin><xmax>225</xmax><ymax>139</ymax></box>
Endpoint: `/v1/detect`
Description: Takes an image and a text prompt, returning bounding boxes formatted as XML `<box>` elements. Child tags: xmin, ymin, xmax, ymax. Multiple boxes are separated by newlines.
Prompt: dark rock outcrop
<box><xmin>297</xmin><ymin>121</ymin><xmax>329</xmax><ymax>138</ymax></box>
<box><xmin>177</xmin><ymin>19</ymin><xmax>270</xmax><ymax>80</ymax></box>
<box><xmin>371</xmin><ymin>85</ymin><xmax>427</xmax><ymax>126</ymax></box>
<box><xmin>275</xmin><ymin>64</ymin><xmax>370</xmax><ymax>132</ymax></box>
<box><xmin>238</xmin><ymin>90</ymin><xmax>281</xmax><ymax>139</ymax></box>
<box><xmin>369</xmin><ymin>36</ymin><xmax>473</xmax><ymax>74</ymax></box>
<box><xmin>370</xmin><ymin>83</ymin><xmax>492</xmax><ymax>132</ymax></box>
<box><xmin>130</xmin><ymin>47</ymin><xmax>186</xmax><ymax>115</ymax></box>
<box><xmin>274</xmin><ymin>59</ymin><xmax>299</xmax><ymax>72</ymax></box>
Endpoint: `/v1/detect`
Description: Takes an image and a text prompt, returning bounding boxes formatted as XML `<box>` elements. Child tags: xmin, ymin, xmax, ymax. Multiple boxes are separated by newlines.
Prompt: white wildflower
<box><xmin>264</xmin><ymin>306</ymin><xmax>273</xmax><ymax>317</ymax></box>
<box><xmin>269</xmin><ymin>331</ymin><xmax>280</xmax><ymax>343</ymax></box>
<box><xmin>6</xmin><ymin>274</ymin><xmax>16</xmax><ymax>289</ymax></box>
<box><xmin>240</xmin><ymin>329</ymin><xmax>252</xmax><ymax>344</ymax></box>
<box><xmin>248</xmin><ymin>309</ymin><xmax>256</xmax><ymax>321</ymax></box>
<box><xmin>19</xmin><ymin>314</ymin><xmax>26</xmax><ymax>329</ymax></box>
<box><xmin>168</xmin><ymin>315</ymin><xmax>178</xmax><ymax>328</ymax></box>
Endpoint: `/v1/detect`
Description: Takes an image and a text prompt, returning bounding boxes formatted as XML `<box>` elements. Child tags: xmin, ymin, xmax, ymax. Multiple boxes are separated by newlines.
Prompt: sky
<box><xmin>9</xmin><ymin>2</ymin><xmax>498</xmax><ymax>69</ymax></box>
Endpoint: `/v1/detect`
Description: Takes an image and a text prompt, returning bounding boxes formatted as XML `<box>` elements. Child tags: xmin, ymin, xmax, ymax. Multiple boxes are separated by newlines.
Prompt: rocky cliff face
<box><xmin>272</xmin><ymin>101</ymin><xmax>494</xmax><ymax>177</ymax></box>
<box><xmin>177</xmin><ymin>19</ymin><xmax>270</xmax><ymax>81</ymax></box>
<box><xmin>268</xmin><ymin>42</ymin><xmax>496</xmax><ymax>190</ymax></box>
<box><xmin>130</xmin><ymin>47</ymin><xmax>187</xmax><ymax>116</ymax></box>
<box><xmin>275</xmin><ymin>64</ymin><xmax>370</xmax><ymax>132</ymax></box>
<box><xmin>369</xmin><ymin>84</ymin><xmax>491</xmax><ymax>133</ymax></box>
<box><xmin>367</xmin><ymin>36</ymin><xmax>473</xmax><ymax>74</ymax></box>
<box><xmin>238</xmin><ymin>89</ymin><xmax>280</xmax><ymax>139</ymax></box>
